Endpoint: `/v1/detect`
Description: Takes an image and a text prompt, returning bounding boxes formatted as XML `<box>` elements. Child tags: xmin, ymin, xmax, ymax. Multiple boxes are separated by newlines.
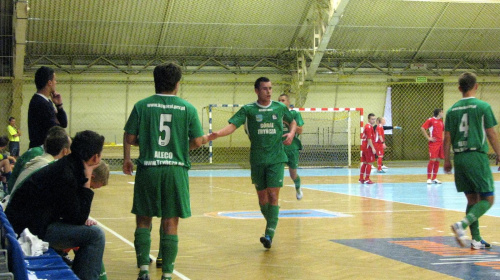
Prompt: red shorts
<box><xmin>374</xmin><ymin>143</ymin><xmax>384</xmax><ymax>157</ymax></box>
<box><xmin>428</xmin><ymin>142</ymin><xmax>444</xmax><ymax>159</ymax></box>
<box><xmin>361</xmin><ymin>148</ymin><xmax>375</xmax><ymax>163</ymax></box>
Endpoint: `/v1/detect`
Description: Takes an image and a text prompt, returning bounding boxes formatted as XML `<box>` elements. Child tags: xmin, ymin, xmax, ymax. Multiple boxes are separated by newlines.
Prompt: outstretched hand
<box><xmin>283</xmin><ymin>133</ymin><xmax>293</xmax><ymax>145</ymax></box>
<box><xmin>207</xmin><ymin>132</ymin><xmax>219</xmax><ymax>141</ymax></box>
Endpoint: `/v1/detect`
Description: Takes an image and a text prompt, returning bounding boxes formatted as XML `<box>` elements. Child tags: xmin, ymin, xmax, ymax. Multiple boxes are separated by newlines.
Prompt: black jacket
<box><xmin>28</xmin><ymin>94</ymin><xmax>68</xmax><ymax>148</ymax></box>
<box><xmin>5</xmin><ymin>154</ymin><xmax>93</xmax><ymax>239</ymax></box>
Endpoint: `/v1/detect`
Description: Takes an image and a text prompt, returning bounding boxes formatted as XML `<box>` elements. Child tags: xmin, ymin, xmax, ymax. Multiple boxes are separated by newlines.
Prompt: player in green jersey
<box><xmin>278</xmin><ymin>94</ymin><xmax>304</xmax><ymax>200</ymax></box>
<box><xmin>210</xmin><ymin>77</ymin><xmax>297</xmax><ymax>249</ymax></box>
<box><xmin>124</xmin><ymin>63</ymin><xmax>209</xmax><ymax>280</ymax></box>
<box><xmin>445</xmin><ymin>72</ymin><xmax>500</xmax><ymax>249</ymax></box>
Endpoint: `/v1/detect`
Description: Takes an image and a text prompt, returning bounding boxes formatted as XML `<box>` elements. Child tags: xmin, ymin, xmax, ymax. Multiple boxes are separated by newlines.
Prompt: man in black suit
<box><xmin>28</xmin><ymin>66</ymin><xmax>68</xmax><ymax>148</ymax></box>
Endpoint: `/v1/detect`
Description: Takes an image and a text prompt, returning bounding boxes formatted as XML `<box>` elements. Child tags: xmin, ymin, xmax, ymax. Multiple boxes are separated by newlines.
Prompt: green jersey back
<box><xmin>445</xmin><ymin>97</ymin><xmax>497</xmax><ymax>153</ymax></box>
<box><xmin>229</xmin><ymin>101</ymin><xmax>293</xmax><ymax>165</ymax></box>
<box><xmin>283</xmin><ymin>109</ymin><xmax>304</xmax><ymax>151</ymax></box>
<box><xmin>124</xmin><ymin>94</ymin><xmax>204</xmax><ymax>168</ymax></box>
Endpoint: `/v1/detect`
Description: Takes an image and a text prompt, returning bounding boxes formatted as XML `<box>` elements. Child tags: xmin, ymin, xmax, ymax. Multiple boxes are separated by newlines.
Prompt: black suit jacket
<box><xmin>28</xmin><ymin>94</ymin><xmax>68</xmax><ymax>148</ymax></box>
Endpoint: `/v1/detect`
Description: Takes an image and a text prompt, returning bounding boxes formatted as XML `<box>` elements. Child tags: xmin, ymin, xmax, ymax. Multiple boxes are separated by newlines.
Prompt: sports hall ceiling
<box><xmin>20</xmin><ymin>0</ymin><xmax>500</xmax><ymax>76</ymax></box>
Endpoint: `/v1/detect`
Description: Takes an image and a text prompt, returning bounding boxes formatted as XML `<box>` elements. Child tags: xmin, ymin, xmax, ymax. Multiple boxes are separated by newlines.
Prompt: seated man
<box><xmin>7</xmin><ymin>126</ymin><xmax>68</xmax><ymax>194</ymax></box>
<box><xmin>9</xmin><ymin>126</ymin><xmax>71</xmax><ymax>196</ymax></box>
<box><xmin>0</xmin><ymin>136</ymin><xmax>14</xmax><ymax>194</ymax></box>
<box><xmin>6</xmin><ymin>130</ymin><xmax>105</xmax><ymax>280</ymax></box>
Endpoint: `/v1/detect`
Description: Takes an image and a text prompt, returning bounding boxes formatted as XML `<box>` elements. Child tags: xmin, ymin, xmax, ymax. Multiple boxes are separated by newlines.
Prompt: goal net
<box><xmin>207</xmin><ymin>104</ymin><xmax>363</xmax><ymax>168</ymax></box>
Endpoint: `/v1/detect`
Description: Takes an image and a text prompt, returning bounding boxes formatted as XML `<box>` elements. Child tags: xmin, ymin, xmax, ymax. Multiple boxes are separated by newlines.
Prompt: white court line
<box><xmin>94</xmin><ymin>217</ymin><xmax>191</xmax><ymax>280</ymax></box>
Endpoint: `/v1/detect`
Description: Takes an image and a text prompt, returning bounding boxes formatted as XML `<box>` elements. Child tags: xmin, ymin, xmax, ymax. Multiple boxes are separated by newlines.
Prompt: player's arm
<box><xmin>283</xmin><ymin>120</ymin><xmax>297</xmax><ymax>145</ymax></box>
<box><xmin>123</xmin><ymin>132</ymin><xmax>137</xmax><ymax>175</ymax></box>
<box><xmin>486</xmin><ymin>127</ymin><xmax>500</xmax><ymax>164</ymax></box>
<box><xmin>420</xmin><ymin>126</ymin><xmax>434</xmax><ymax>142</ymax></box>
<box><xmin>443</xmin><ymin>131</ymin><xmax>452</xmax><ymax>173</ymax></box>
<box><xmin>210</xmin><ymin>123</ymin><xmax>238</xmax><ymax>140</ymax></box>
<box><xmin>296</xmin><ymin>125</ymin><xmax>303</xmax><ymax>135</ymax></box>
<box><xmin>189</xmin><ymin>135</ymin><xmax>210</xmax><ymax>150</ymax></box>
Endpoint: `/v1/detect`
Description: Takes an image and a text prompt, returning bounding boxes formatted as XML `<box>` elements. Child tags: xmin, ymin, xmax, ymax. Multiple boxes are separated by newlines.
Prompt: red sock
<box><xmin>427</xmin><ymin>160</ymin><xmax>434</xmax><ymax>179</ymax></box>
<box><xmin>360</xmin><ymin>163</ymin><xmax>367</xmax><ymax>180</ymax></box>
<box><xmin>377</xmin><ymin>157</ymin><xmax>383</xmax><ymax>171</ymax></box>
<box><xmin>365</xmin><ymin>164</ymin><xmax>372</xmax><ymax>180</ymax></box>
<box><xmin>432</xmin><ymin>161</ymin><xmax>439</xmax><ymax>180</ymax></box>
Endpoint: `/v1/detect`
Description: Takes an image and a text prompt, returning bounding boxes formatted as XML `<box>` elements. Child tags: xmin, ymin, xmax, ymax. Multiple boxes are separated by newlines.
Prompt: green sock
<box><xmin>293</xmin><ymin>176</ymin><xmax>301</xmax><ymax>190</ymax></box>
<box><xmin>158</xmin><ymin>226</ymin><xmax>164</xmax><ymax>259</ymax></box>
<box><xmin>259</xmin><ymin>203</ymin><xmax>270</xmax><ymax>220</ymax></box>
<box><xmin>134</xmin><ymin>228</ymin><xmax>151</xmax><ymax>269</ymax></box>
<box><xmin>98</xmin><ymin>262</ymin><xmax>107</xmax><ymax>280</ymax></box>
<box><xmin>265</xmin><ymin>205</ymin><xmax>280</xmax><ymax>239</ymax></box>
<box><xmin>466</xmin><ymin>205</ymin><xmax>481</xmax><ymax>242</ymax></box>
<box><xmin>161</xmin><ymin>234</ymin><xmax>179</xmax><ymax>273</ymax></box>
<box><xmin>462</xmin><ymin>200</ymin><xmax>491</xmax><ymax>230</ymax></box>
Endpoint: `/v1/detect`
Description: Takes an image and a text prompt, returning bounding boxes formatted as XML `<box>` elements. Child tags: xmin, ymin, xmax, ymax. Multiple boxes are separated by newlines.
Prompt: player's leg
<box><xmin>359</xmin><ymin>151</ymin><xmax>367</xmax><ymax>183</ymax></box>
<box><xmin>132</xmin><ymin>165</ymin><xmax>160</xmax><ymax>279</ymax></box>
<box><xmin>258</xmin><ymin>163</ymin><xmax>284</xmax><ymax>249</ymax></box>
<box><xmin>364</xmin><ymin>150</ymin><xmax>375</xmax><ymax>184</ymax></box>
<box><xmin>287</xmin><ymin>150</ymin><xmax>302</xmax><ymax>200</ymax></box>
<box><xmin>159</xmin><ymin>166</ymin><xmax>191</xmax><ymax>280</ymax></box>
<box><xmin>431</xmin><ymin>144</ymin><xmax>444</xmax><ymax>183</ymax></box>
<box><xmin>252</xmin><ymin>164</ymin><xmax>270</xmax><ymax>221</ymax></box>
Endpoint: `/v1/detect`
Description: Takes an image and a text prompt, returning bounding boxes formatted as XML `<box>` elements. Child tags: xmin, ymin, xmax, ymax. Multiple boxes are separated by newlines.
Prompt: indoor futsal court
<box><xmin>2</xmin><ymin>0</ymin><xmax>500</xmax><ymax>280</ymax></box>
<box><xmin>91</xmin><ymin>166</ymin><xmax>500</xmax><ymax>279</ymax></box>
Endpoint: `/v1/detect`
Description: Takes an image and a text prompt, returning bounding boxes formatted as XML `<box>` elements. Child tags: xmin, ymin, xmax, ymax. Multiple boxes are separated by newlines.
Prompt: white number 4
<box><xmin>159</xmin><ymin>114</ymin><xmax>172</xmax><ymax>146</ymax></box>
<box><xmin>459</xmin><ymin>113</ymin><xmax>468</xmax><ymax>137</ymax></box>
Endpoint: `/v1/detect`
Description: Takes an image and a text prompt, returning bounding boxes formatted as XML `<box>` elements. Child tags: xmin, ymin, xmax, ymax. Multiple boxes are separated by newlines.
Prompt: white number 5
<box><xmin>159</xmin><ymin>114</ymin><xmax>172</xmax><ymax>146</ymax></box>
<box><xmin>459</xmin><ymin>113</ymin><xmax>468</xmax><ymax>137</ymax></box>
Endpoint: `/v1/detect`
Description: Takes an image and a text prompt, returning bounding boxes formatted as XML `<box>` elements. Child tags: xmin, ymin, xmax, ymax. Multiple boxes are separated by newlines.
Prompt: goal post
<box><xmin>207</xmin><ymin>104</ymin><xmax>363</xmax><ymax>167</ymax></box>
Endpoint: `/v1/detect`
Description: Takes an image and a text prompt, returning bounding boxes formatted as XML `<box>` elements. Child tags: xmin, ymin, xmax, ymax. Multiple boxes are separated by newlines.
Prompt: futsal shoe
<box><xmin>364</xmin><ymin>179</ymin><xmax>374</xmax><ymax>184</ymax></box>
<box><xmin>451</xmin><ymin>222</ymin><xmax>467</xmax><ymax>247</ymax></box>
<box><xmin>426</xmin><ymin>179</ymin><xmax>432</xmax><ymax>184</ymax></box>
<box><xmin>381</xmin><ymin>165</ymin><xmax>389</xmax><ymax>169</ymax></box>
<box><xmin>432</xmin><ymin>179</ymin><xmax>442</xmax><ymax>184</ymax></box>
<box><xmin>137</xmin><ymin>273</ymin><xmax>150</xmax><ymax>280</ymax></box>
<box><xmin>377</xmin><ymin>169</ymin><xmax>386</xmax><ymax>173</ymax></box>
<box><xmin>156</xmin><ymin>258</ymin><xmax>162</xmax><ymax>268</ymax></box>
<box><xmin>296</xmin><ymin>188</ymin><xmax>303</xmax><ymax>200</ymax></box>
<box><xmin>358</xmin><ymin>179</ymin><xmax>365</xmax><ymax>184</ymax></box>
<box><xmin>471</xmin><ymin>239</ymin><xmax>492</xmax><ymax>250</ymax></box>
<box><xmin>260</xmin><ymin>235</ymin><xmax>272</xmax><ymax>249</ymax></box>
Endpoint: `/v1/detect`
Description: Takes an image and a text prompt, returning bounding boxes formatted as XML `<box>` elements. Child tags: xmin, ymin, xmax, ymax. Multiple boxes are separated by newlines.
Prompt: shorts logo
<box><xmin>272</xmin><ymin>114</ymin><xmax>277</xmax><ymax>120</ymax></box>
<box><xmin>256</xmin><ymin>114</ymin><xmax>263</xmax><ymax>122</ymax></box>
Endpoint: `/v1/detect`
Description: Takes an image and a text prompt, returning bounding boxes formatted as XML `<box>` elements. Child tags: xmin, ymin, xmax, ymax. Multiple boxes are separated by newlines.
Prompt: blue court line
<box><xmin>111</xmin><ymin>166</ymin><xmax>499</xmax><ymax>177</ymax></box>
<box><xmin>303</xmin><ymin>181</ymin><xmax>500</xmax><ymax>217</ymax></box>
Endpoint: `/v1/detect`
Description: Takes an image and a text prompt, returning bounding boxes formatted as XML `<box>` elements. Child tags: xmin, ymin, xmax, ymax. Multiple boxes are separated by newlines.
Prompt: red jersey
<box><xmin>361</xmin><ymin>123</ymin><xmax>375</xmax><ymax>150</ymax></box>
<box><xmin>374</xmin><ymin>125</ymin><xmax>385</xmax><ymax>143</ymax></box>
<box><xmin>421</xmin><ymin>117</ymin><xmax>444</xmax><ymax>142</ymax></box>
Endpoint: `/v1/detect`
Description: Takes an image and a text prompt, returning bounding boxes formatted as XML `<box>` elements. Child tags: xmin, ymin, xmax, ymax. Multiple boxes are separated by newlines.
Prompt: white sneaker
<box><xmin>296</xmin><ymin>188</ymin><xmax>303</xmax><ymax>200</ymax></box>
<box><xmin>427</xmin><ymin>179</ymin><xmax>432</xmax><ymax>184</ymax></box>
<box><xmin>381</xmin><ymin>165</ymin><xmax>389</xmax><ymax>169</ymax></box>
<box><xmin>471</xmin><ymin>239</ymin><xmax>491</xmax><ymax>250</ymax></box>
<box><xmin>451</xmin><ymin>222</ymin><xmax>467</xmax><ymax>247</ymax></box>
<box><xmin>432</xmin><ymin>179</ymin><xmax>442</xmax><ymax>184</ymax></box>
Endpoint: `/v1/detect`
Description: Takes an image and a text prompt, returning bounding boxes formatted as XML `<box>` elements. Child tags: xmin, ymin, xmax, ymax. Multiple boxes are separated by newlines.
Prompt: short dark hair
<box><xmin>70</xmin><ymin>130</ymin><xmax>105</xmax><ymax>161</ymax></box>
<box><xmin>44</xmin><ymin>126</ymin><xmax>70</xmax><ymax>156</ymax></box>
<box><xmin>433</xmin><ymin>108</ymin><xmax>442</xmax><ymax>117</ymax></box>
<box><xmin>254</xmin><ymin>77</ymin><xmax>270</xmax><ymax>89</ymax></box>
<box><xmin>8</xmin><ymin>117</ymin><xmax>15</xmax><ymax>122</ymax></box>
<box><xmin>0</xmin><ymin>136</ymin><xmax>8</xmax><ymax>148</ymax></box>
<box><xmin>35</xmin><ymin>66</ymin><xmax>55</xmax><ymax>91</ymax></box>
<box><xmin>458</xmin><ymin>72</ymin><xmax>477</xmax><ymax>93</ymax></box>
<box><xmin>368</xmin><ymin>113</ymin><xmax>375</xmax><ymax>119</ymax></box>
<box><xmin>153</xmin><ymin>63</ymin><xmax>182</xmax><ymax>93</ymax></box>
<box><xmin>279</xmin><ymin>93</ymin><xmax>289</xmax><ymax>100</ymax></box>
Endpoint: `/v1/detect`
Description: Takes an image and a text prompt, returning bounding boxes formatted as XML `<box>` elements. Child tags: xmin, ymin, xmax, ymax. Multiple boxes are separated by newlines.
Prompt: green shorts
<box><xmin>132</xmin><ymin>165</ymin><xmax>191</xmax><ymax>219</ymax></box>
<box><xmin>454</xmin><ymin>152</ymin><xmax>494</xmax><ymax>193</ymax></box>
<box><xmin>285</xmin><ymin>149</ymin><xmax>300</xmax><ymax>169</ymax></box>
<box><xmin>251</xmin><ymin>162</ymin><xmax>285</xmax><ymax>191</ymax></box>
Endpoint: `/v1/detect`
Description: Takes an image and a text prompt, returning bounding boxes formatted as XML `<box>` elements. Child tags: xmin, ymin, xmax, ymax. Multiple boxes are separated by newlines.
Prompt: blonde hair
<box><xmin>92</xmin><ymin>161</ymin><xmax>110</xmax><ymax>186</ymax></box>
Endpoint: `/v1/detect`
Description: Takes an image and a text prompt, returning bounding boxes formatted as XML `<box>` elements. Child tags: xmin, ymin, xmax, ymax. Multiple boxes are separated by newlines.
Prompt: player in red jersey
<box><xmin>421</xmin><ymin>109</ymin><xmax>444</xmax><ymax>184</ymax></box>
<box><xmin>374</xmin><ymin>117</ymin><xmax>387</xmax><ymax>173</ymax></box>
<box><xmin>359</xmin><ymin>113</ymin><xmax>376</xmax><ymax>184</ymax></box>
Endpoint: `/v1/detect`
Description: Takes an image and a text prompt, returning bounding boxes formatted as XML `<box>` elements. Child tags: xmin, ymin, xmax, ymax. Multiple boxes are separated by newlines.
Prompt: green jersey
<box><xmin>283</xmin><ymin>109</ymin><xmax>304</xmax><ymax>151</ymax></box>
<box><xmin>124</xmin><ymin>94</ymin><xmax>204</xmax><ymax>168</ymax></box>
<box><xmin>7</xmin><ymin>146</ymin><xmax>44</xmax><ymax>194</ymax></box>
<box><xmin>229</xmin><ymin>101</ymin><xmax>293</xmax><ymax>165</ymax></box>
<box><xmin>445</xmin><ymin>97</ymin><xmax>497</xmax><ymax>154</ymax></box>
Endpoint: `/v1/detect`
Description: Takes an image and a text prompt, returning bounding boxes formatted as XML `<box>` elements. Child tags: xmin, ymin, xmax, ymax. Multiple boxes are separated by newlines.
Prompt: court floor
<box><xmin>90</xmin><ymin>165</ymin><xmax>500</xmax><ymax>279</ymax></box>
